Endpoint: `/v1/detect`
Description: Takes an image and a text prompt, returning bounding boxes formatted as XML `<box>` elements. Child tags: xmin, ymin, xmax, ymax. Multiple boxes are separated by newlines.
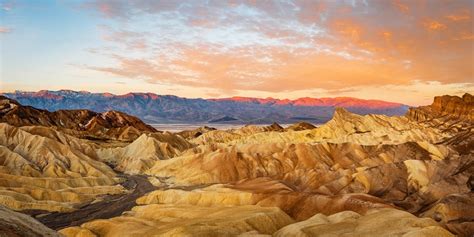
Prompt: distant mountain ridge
<box><xmin>2</xmin><ymin>90</ymin><xmax>409</xmax><ymax>124</ymax></box>
<box><xmin>211</xmin><ymin>96</ymin><xmax>404</xmax><ymax>109</ymax></box>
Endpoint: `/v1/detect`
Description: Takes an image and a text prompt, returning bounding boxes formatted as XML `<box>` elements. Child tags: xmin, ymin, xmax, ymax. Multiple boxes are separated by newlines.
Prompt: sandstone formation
<box><xmin>147</xmin><ymin>141</ymin><xmax>450</xmax><ymax>187</ymax></box>
<box><xmin>146</xmin><ymin>141</ymin><xmax>471</xmax><ymax>217</ymax></box>
<box><xmin>274</xmin><ymin>208</ymin><xmax>454</xmax><ymax>237</ymax></box>
<box><xmin>285</xmin><ymin>121</ymin><xmax>317</xmax><ymax>131</ymax></box>
<box><xmin>421</xmin><ymin>193</ymin><xmax>474</xmax><ymax>236</ymax></box>
<box><xmin>96</xmin><ymin>133</ymin><xmax>193</xmax><ymax>174</ymax></box>
<box><xmin>0</xmin><ymin>123</ymin><xmax>124</xmax><ymax>212</ymax></box>
<box><xmin>406</xmin><ymin>93</ymin><xmax>474</xmax><ymax>156</ymax></box>
<box><xmin>190</xmin><ymin>122</ymin><xmax>285</xmax><ymax>145</ymax></box>
<box><xmin>176</xmin><ymin>126</ymin><xmax>216</xmax><ymax>139</ymax></box>
<box><xmin>59</xmin><ymin>206</ymin><xmax>455</xmax><ymax>237</ymax></box>
<box><xmin>0</xmin><ymin>96</ymin><xmax>156</xmax><ymax>141</ymax></box>
<box><xmin>59</xmin><ymin>204</ymin><xmax>294</xmax><ymax>236</ymax></box>
<box><xmin>407</xmin><ymin>93</ymin><xmax>473</xmax><ymax>122</ymax></box>
<box><xmin>136</xmin><ymin>180</ymin><xmax>392</xmax><ymax>221</ymax></box>
<box><xmin>191</xmin><ymin>108</ymin><xmax>446</xmax><ymax>146</ymax></box>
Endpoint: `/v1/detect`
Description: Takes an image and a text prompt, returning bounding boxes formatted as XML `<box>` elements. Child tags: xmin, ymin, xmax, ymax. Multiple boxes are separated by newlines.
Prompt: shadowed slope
<box><xmin>0</xmin><ymin>96</ymin><xmax>156</xmax><ymax>141</ymax></box>
<box><xmin>0</xmin><ymin>205</ymin><xmax>60</xmax><ymax>237</ymax></box>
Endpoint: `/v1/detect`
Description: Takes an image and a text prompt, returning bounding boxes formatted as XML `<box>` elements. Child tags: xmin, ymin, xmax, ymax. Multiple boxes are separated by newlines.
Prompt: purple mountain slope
<box><xmin>2</xmin><ymin>90</ymin><xmax>409</xmax><ymax>124</ymax></box>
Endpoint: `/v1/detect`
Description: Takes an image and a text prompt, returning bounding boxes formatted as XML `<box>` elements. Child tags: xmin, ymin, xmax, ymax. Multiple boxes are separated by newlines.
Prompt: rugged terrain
<box><xmin>0</xmin><ymin>96</ymin><xmax>157</xmax><ymax>141</ymax></box>
<box><xmin>0</xmin><ymin>93</ymin><xmax>472</xmax><ymax>236</ymax></box>
<box><xmin>2</xmin><ymin>90</ymin><xmax>409</xmax><ymax>124</ymax></box>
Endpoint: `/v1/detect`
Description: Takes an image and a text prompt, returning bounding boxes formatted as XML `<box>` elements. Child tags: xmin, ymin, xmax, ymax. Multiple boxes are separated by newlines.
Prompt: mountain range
<box><xmin>2</xmin><ymin>90</ymin><xmax>409</xmax><ymax>124</ymax></box>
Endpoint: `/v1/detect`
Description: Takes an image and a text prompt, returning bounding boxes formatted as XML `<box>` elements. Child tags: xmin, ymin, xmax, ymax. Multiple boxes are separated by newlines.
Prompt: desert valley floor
<box><xmin>0</xmin><ymin>93</ymin><xmax>472</xmax><ymax>237</ymax></box>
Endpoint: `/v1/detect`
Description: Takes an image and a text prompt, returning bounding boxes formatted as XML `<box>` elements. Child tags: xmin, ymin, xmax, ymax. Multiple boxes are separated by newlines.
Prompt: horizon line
<box><xmin>0</xmin><ymin>88</ymin><xmax>417</xmax><ymax>106</ymax></box>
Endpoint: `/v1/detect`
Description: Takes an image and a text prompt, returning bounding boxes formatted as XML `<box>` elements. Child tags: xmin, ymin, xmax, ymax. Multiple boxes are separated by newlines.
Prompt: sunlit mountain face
<box><xmin>3</xmin><ymin>90</ymin><xmax>409</xmax><ymax>124</ymax></box>
<box><xmin>1</xmin><ymin>0</ymin><xmax>472</xmax><ymax>105</ymax></box>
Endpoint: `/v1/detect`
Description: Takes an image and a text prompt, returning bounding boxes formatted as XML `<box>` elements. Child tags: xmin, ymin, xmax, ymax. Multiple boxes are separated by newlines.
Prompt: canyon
<box><xmin>0</xmin><ymin>93</ymin><xmax>472</xmax><ymax>237</ymax></box>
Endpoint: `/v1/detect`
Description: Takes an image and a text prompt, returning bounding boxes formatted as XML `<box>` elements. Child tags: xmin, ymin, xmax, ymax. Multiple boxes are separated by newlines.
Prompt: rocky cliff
<box><xmin>0</xmin><ymin>96</ymin><xmax>157</xmax><ymax>141</ymax></box>
<box><xmin>407</xmin><ymin>93</ymin><xmax>473</xmax><ymax>122</ymax></box>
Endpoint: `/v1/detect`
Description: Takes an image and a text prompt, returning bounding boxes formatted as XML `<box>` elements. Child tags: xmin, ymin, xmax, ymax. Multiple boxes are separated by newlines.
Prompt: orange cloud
<box><xmin>92</xmin><ymin>42</ymin><xmax>420</xmax><ymax>94</ymax></box>
<box><xmin>423</xmin><ymin>20</ymin><xmax>447</xmax><ymax>31</ymax></box>
<box><xmin>381</xmin><ymin>31</ymin><xmax>393</xmax><ymax>41</ymax></box>
<box><xmin>0</xmin><ymin>26</ymin><xmax>11</xmax><ymax>33</ymax></box>
<box><xmin>392</xmin><ymin>0</ymin><xmax>409</xmax><ymax>13</ymax></box>
<box><xmin>84</xmin><ymin>0</ymin><xmax>473</xmax><ymax>97</ymax></box>
<box><xmin>452</xmin><ymin>32</ymin><xmax>474</xmax><ymax>41</ymax></box>
<box><xmin>445</xmin><ymin>10</ymin><xmax>471</xmax><ymax>21</ymax></box>
<box><xmin>332</xmin><ymin>21</ymin><xmax>363</xmax><ymax>42</ymax></box>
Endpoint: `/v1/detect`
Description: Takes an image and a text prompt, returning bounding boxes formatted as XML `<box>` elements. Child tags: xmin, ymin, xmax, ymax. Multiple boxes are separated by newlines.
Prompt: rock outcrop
<box><xmin>0</xmin><ymin>123</ymin><xmax>124</xmax><ymax>212</ymax></box>
<box><xmin>59</xmin><ymin>204</ymin><xmax>294</xmax><ymax>236</ymax></box>
<box><xmin>192</xmin><ymin>108</ymin><xmax>446</xmax><ymax>146</ymax></box>
<box><xmin>97</xmin><ymin>133</ymin><xmax>193</xmax><ymax>174</ymax></box>
<box><xmin>274</xmin><ymin>208</ymin><xmax>454</xmax><ymax>237</ymax></box>
<box><xmin>146</xmin><ymin>141</ymin><xmax>471</xmax><ymax>217</ymax></box>
<box><xmin>421</xmin><ymin>193</ymin><xmax>474</xmax><ymax>236</ymax></box>
<box><xmin>190</xmin><ymin>123</ymin><xmax>284</xmax><ymax>145</ymax></box>
<box><xmin>285</xmin><ymin>121</ymin><xmax>317</xmax><ymax>131</ymax></box>
<box><xmin>176</xmin><ymin>126</ymin><xmax>216</xmax><ymax>139</ymax></box>
<box><xmin>0</xmin><ymin>205</ymin><xmax>60</xmax><ymax>237</ymax></box>
<box><xmin>0</xmin><ymin>96</ymin><xmax>156</xmax><ymax>141</ymax></box>
<box><xmin>407</xmin><ymin>93</ymin><xmax>473</xmax><ymax>122</ymax></box>
<box><xmin>406</xmin><ymin>93</ymin><xmax>473</xmax><ymax>157</ymax></box>
<box><xmin>136</xmin><ymin>180</ymin><xmax>392</xmax><ymax>221</ymax></box>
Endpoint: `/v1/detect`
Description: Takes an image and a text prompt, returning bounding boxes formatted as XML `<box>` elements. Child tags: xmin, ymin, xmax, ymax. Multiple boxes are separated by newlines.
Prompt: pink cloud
<box><xmin>0</xmin><ymin>26</ymin><xmax>11</xmax><ymax>33</ymax></box>
<box><xmin>83</xmin><ymin>0</ymin><xmax>473</xmax><ymax>94</ymax></box>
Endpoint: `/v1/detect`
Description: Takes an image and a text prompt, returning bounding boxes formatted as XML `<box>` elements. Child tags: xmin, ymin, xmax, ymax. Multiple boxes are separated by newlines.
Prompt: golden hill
<box><xmin>0</xmin><ymin>123</ymin><xmax>124</xmax><ymax>212</ymax></box>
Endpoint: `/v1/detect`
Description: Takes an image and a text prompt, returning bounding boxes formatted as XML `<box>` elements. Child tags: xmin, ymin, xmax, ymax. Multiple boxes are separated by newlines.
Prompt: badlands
<box><xmin>0</xmin><ymin>93</ymin><xmax>472</xmax><ymax>236</ymax></box>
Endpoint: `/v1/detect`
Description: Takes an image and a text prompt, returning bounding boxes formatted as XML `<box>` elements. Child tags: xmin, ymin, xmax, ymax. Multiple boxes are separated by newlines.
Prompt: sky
<box><xmin>0</xmin><ymin>0</ymin><xmax>473</xmax><ymax>106</ymax></box>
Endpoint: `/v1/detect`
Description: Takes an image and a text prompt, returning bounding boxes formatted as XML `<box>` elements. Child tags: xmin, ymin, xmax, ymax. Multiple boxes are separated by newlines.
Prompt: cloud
<box><xmin>423</xmin><ymin>20</ymin><xmax>447</xmax><ymax>31</ymax></box>
<box><xmin>81</xmin><ymin>0</ymin><xmax>473</xmax><ymax>96</ymax></box>
<box><xmin>452</xmin><ymin>32</ymin><xmax>474</xmax><ymax>41</ymax></box>
<box><xmin>82</xmin><ymin>0</ymin><xmax>129</xmax><ymax>18</ymax></box>
<box><xmin>445</xmin><ymin>10</ymin><xmax>471</xmax><ymax>21</ymax></box>
<box><xmin>0</xmin><ymin>26</ymin><xmax>12</xmax><ymax>33</ymax></box>
<box><xmin>391</xmin><ymin>0</ymin><xmax>409</xmax><ymax>13</ymax></box>
<box><xmin>1</xmin><ymin>0</ymin><xmax>14</xmax><ymax>11</ymax></box>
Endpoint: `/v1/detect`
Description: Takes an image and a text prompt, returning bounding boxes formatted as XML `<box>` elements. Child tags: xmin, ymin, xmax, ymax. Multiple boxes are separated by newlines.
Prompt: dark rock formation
<box><xmin>0</xmin><ymin>96</ymin><xmax>156</xmax><ymax>141</ymax></box>
<box><xmin>0</xmin><ymin>205</ymin><xmax>60</xmax><ymax>237</ymax></box>
<box><xmin>285</xmin><ymin>122</ymin><xmax>316</xmax><ymax>131</ymax></box>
